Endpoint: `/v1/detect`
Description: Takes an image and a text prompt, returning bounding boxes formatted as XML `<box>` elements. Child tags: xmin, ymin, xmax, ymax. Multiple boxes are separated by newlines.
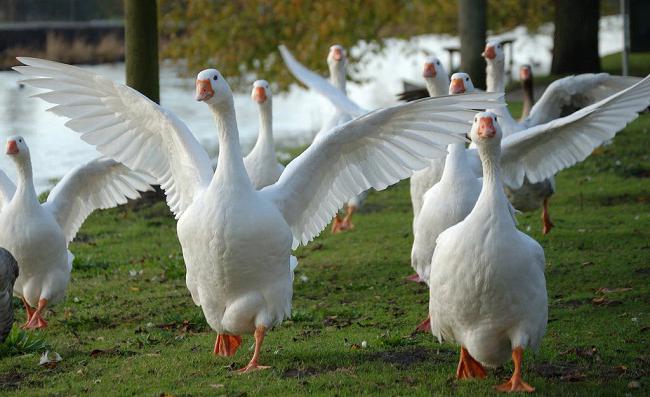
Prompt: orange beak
<box><xmin>6</xmin><ymin>140</ymin><xmax>18</xmax><ymax>155</ymax></box>
<box><xmin>520</xmin><ymin>67</ymin><xmax>530</xmax><ymax>80</ymax></box>
<box><xmin>195</xmin><ymin>79</ymin><xmax>214</xmax><ymax>101</ymax></box>
<box><xmin>252</xmin><ymin>86</ymin><xmax>267</xmax><ymax>103</ymax></box>
<box><xmin>478</xmin><ymin>117</ymin><xmax>496</xmax><ymax>138</ymax></box>
<box><xmin>332</xmin><ymin>48</ymin><xmax>343</xmax><ymax>61</ymax></box>
<box><xmin>422</xmin><ymin>63</ymin><xmax>437</xmax><ymax>78</ymax></box>
<box><xmin>482</xmin><ymin>45</ymin><xmax>496</xmax><ymax>60</ymax></box>
<box><xmin>449</xmin><ymin>78</ymin><xmax>466</xmax><ymax>94</ymax></box>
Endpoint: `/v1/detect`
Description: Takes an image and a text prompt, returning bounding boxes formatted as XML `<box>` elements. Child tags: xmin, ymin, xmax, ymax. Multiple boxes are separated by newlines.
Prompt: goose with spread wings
<box><xmin>15</xmin><ymin>57</ymin><xmax>503</xmax><ymax>371</ymax></box>
<box><xmin>0</xmin><ymin>136</ymin><xmax>153</xmax><ymax>329</ymax></box>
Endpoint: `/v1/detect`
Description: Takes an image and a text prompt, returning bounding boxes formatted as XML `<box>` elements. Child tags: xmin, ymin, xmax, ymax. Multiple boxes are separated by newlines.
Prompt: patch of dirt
<box><xmin>282</xmin><ymin>367</ymin><xmax>320</xmax><ymax>378</ymax></box>
<box><xmin>532</xmin><ymin>362</ymin><xmax>586</xmax><ymax>382</ymax></box>
<box><xmin>367</xmin><ymin>346</ymin><xmax>453</xmax><ymax>369</ymax></box>
<box><xmin>0</xmin><ymin>370</ymin><xmax>24</xmax><ymax>391</ymax></box>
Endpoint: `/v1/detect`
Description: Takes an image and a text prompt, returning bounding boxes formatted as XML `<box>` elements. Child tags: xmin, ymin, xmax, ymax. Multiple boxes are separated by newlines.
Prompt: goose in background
<box><xmin>243</xmin><ymin>80</ymin><xmax>284</xmax><ymax>189</ymax></box>
<box><xmin>409</xmin><ymin>56</ymin><xmax>451</xmax><ymax>224</ymax></box>
<box><xmin>429</xmin><ymin>112</ymin><xmax>547</xmax><ymax>392</ymax></box>
<box><xmin>0</xmin><ymin>136</ymin><xmax>153</xmax><ymax>329</ymax></box>
<box><xmin>0</xmin><ymin>247</ymin><xmax>18</xmax><ymax>342</ymax></box>
<box><xmin>16</xmin><ymin>57</ymin><xmax>504</xmax><ymax>371</ymax></box>
<box><xmin>519</xmin><ymin>64</ymin><xmax>534</xmax><ymax>121</ymax></box>
<box><xmin>279</xmin><ymin>44</ymin><xmax>368</xmax><ymax>234</ymax></box>
<box><xmin>483</xmin><ymin>39</ymin><xmax>643</xmax><ymax>138</ymax></box>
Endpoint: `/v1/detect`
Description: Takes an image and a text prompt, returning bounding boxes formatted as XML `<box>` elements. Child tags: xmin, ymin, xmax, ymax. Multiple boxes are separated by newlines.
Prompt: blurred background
<box><xmin>0</xmin><ymin>0</ymin><xmax>648</xmax><ymax>192</ymax></box>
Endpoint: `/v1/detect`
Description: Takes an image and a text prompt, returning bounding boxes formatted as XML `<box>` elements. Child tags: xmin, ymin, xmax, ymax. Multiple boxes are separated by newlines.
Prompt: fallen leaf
<box><xmin>628</xmin><ymin>381</ymin><xmax>641</xmax><ymax>389</ymax></box>
<box><xmin>595</xmin><ymin>287</ymin><xmax>632</xmax><ymax>294</ymax></box>
<box><xmin>209</xmin><ymin>384</ymin><xmax>224</xmax><ymax>389</ymax></box>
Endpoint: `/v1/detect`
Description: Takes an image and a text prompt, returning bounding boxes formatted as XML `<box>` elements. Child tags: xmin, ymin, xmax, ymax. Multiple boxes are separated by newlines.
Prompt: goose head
<box><xmin>482</xmin><ymin>40</ymin><xmax>505</xmax><ymax>63</ymax></box>
<box><xmin>251</xmin><ymin>79</ymin><xmax>272</xmax><ymax>105</ymax></box>
<box><xmin>449</xmin><ymin>72</ymin><xmax>475</xmax><ymax>94</ymax></box>
<box><xmin>423</xmin><ymin>55</ymin><xmax>448</xmax><ymax>83</ymax></box>
<box><xmin>195</xmin><ymin>68</ymin><xmax>232</xmax><ymax>105</ymax></box>
<box><xmin>327</xmin><ymin>44</ymin><xmax>348</xmax><ymax>75</ymax></box>
<box><xmin>5</xmin><ymin>136</ymin><xmax>29</xmax><ymax>162</ymax></box>
<box><xmin>470</xmin><ymin>111</ymin><xmax>502</xmax><ymax>148</ymax></box>
<box><xmin>519</xmin><ymin>64</ymin><xmax>532</xmax><ymax>82</ymax></box>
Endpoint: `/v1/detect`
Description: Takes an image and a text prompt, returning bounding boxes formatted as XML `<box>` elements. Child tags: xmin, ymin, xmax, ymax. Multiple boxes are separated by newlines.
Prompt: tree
<box><xmin>158</xmin><ymin>0</ymin><xmax>555</xmax><ymax>92</ymax></box>
<box><xmin>125</xmin><ymin>0</ymin><xmax>159</xmax><ymax>103</ymax></box>
<box><xmin>551</xmin><ymin>0</ymin><xmax>600</xmax><ymax>74</ymax></box>
<box><xmin>458</xmin><ymin>0</ymin><xmax>487</xmax><ymax>89</ymax></box>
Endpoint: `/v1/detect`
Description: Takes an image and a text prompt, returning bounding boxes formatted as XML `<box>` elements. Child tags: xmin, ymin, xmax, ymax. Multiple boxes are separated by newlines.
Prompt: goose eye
<box><xmin>465</xmin><ymin>78</ymin><xmax>469</xmax><ymax>81</ymax></box>
<box><xmin>213</xmin><ymin>75</ymin><xmax>218</xmax><ymax>81</ymax></box>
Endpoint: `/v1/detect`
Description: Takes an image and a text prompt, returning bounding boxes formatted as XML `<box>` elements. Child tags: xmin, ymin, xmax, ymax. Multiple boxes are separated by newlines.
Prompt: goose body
<box><xmin>429</xmin><ymin>112</ymin><xmax>547</xmax><ymax>392</ymax></box>
<box><xmin>243</xmin><ymin>80</ymin><xmax>284</xmax><ymax>189</ymax></box>
<box><xmin>16</xmin><ymin>57</ymin><xmax>505</xmax><ymax>370</ymax></box>
<box><xmin>411</xmin><ymin>143</ymin><xmax>480</xmax><ymax>283</ymax></box>
<box><xmin>0</xmin><ymin>136</ymin><xmax>153</xmax><ymax>328</ymax></box>
<box><xmin>0</xmin><ymin>247</ymin><xmax>18</xmax><ymax>342</ymax></box>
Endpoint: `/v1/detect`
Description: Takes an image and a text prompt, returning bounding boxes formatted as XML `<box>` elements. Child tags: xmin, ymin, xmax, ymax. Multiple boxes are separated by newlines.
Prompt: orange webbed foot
<box><xmin>495</xmin><ymin>346</ymin><xmax>535</xmax><ymax>393</ymax></box>
<box><xmin>405</xmin><ymin>273</ymin><xmax>422</xmax><ymax>283</ymax></box>
<box><xmin>214</xmin><ymin>334</ymin><xmax>242</xmax><ymax>356</ymax></box>
<box><xmin>456</xmin><ymin>346</ymin><xmax>487</xmax><ymax>380</ymax></box>
<box><xmin>414</xmin><ymin>316</ymin><xmax>431</xmax><ymax>333</ymax></box>
<box><xmin>236</xmin><ymin>361</ymin><xmax>272</xmax><ymax>373</ymax></box>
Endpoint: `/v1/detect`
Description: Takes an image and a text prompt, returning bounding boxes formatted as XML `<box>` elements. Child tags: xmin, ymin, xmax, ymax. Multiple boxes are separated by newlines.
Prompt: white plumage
<box><xmin>15</xmin><ymin>57</ymin><xmax>504</xmax><ymax>371</ymax></box>
<box><xmin>429</xmin><ymin>112</ymin><xmax>546</xmax><ymax>392</ymax></box>
<box><xmin>0</xmin><ymin>135</ymin><xmax>153</xmax><ymax>329</ymax></box>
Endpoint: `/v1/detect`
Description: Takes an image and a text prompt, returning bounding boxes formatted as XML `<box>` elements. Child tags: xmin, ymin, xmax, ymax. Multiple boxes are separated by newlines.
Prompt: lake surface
<box><xmin>0</xmin><ymin>16</ymin><xmax>623</xmax><ymax>192</ymax></box>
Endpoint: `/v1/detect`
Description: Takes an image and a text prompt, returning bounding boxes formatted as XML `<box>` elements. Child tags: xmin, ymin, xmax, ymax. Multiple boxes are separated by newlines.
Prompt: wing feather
<box><xmin>14</xmin><ymin>57</ymin><xmax>213</xmax><ymax>218</ymax></box>
<box><xmin>260</xmin><ymin>93</ymin><xmax>505</xmax><ymax>248</ymax></box>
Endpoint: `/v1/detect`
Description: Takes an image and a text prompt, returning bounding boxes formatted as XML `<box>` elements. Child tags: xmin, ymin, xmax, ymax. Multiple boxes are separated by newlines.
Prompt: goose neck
<box><xmin>11</xmin><ymin>155</ymin><xmax>37</xmax><ymax>204</ymax></box>
<box><xmin>486</xmin><ymin>61</ymin><xmax>505</xmax><ymax>93</ymax></box>
<box><xmin>208</xmin><ymin>99</ymin><xmax>251</xmax><ymax>187</ymax></box>
<box><xmin>521</xmin><ymin>79</ymin><xmax>534</xmax><ymax>118</ymax></box>
<box><xmin>425</xmin><ymin>76</ymin><xmax>450</xmax><ymax>97</ymax></box>
<box><xmin>440</xmin><ymin>143</ymin><xmax>469</xmax><ymax>181</ymax></box>
<box><xmin>253</xmin><ymin>101</ymin><xmax>275</xmax><ymax>154</ymax></box>
<box><xmin>330</xmin><ymin>64</ymin><xmax>347</xmax><ymax>93</ymax></box>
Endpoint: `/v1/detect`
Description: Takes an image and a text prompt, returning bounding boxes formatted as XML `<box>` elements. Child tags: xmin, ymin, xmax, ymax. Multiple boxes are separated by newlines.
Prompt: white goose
<box><xmin>243</xmin><ymin>80</ymin><xmax>284</xmax><ymax>189</ymax></box>
<box><xmin>409</xmin><ymin>56</ymin><xmax>451</xmax><ymax>223</ymax></box>
<box><xmin>411</xmin><ymin>73</ymin><xmax>481</xmax><ymax>295</ymax></box>
<box><xmin>279</xmin><ymin>44</ymin><xmax>368</xmax><ymax>234</ymax></box>
<box><xmin>483</xmin><ymin>40</ymin><xmax>647</xmax><ymax>233</ymax></box>
<box><xmin>483</xmin><ymin>39</ymin><xmax>643</xmax><ymax>137</ymax></box>
<box><xmin>0</xmin><ymin>247</ymin><xmax>18</xmax><ymax>342</ymax></box>
<box><xmin>408</xmin><ymin>70</ymin><xmax>474</xmax><ymax>283</ymax></box>
<box><xmin>15</xmin><ymin>57</ymin><xmax>504</xmax><ymax>371</ymax></box>
<box><xmin>429</xmin><ymin>112</ymin><xmax>547</xmax><ymax>392</ymax></box>
<box><xmin>0</xmin><ymin>136</ymin><xmax>153</xmax><ymax>329</ymax></box>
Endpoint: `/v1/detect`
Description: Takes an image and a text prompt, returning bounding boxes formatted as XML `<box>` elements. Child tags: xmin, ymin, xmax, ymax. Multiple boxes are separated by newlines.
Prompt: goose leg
<box><xmin>331</xmin><ymin>214</ymin><xmax>344</xmax><ymax>234</ymax></box>
<box><xmin>339</xmin><ymin>205</ymin><xmax>357</xmax><ymax>231</ymax></box>
<box><xmin>495</xmin><ymin>346</ymin><xmax>534</xmax><ymax>392</ymax></box>
<box><xmin>24</xmin><ymin>298</ymin><xmax>48</xmax><ymax>329</ymax></box>
<box><xmin>541</xmin><ymin>198</ymin><xmax>554</xmax><ymax>235</ymax></box>
<box><xmin>21</xmin><ymin>297</ymin><xmax>35</xmax><ymax>326</ymax></box>
<box><xmin>237</xmin><ymin>326</ymin><xmax>271</xmax><ymax>373</ymax></box>
<box><xmin>414</xmin><ymin>315</ymin><xmax>431</xmax><ymax>333</ymax></box>
<box><xmin>456</xmin><ymin>346</ymin><xmax>487</xmax><ymax>379</ymax></box>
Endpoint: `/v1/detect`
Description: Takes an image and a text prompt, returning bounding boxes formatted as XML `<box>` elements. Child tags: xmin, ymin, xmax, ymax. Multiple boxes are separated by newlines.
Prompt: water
<box><xmin>0</xmin><ymin>16</ymin><xmax>624</xmax><ymax>193</ymax></box>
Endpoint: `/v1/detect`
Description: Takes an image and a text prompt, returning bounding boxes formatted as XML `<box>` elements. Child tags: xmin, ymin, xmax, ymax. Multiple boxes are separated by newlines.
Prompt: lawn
<box><xmin>0</xmin><ymin>104</ymin><xmax>648</xmax><ymax>396</ymax></box>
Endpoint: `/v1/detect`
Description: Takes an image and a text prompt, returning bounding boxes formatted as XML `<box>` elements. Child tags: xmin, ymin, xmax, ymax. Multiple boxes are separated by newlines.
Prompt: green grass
<box><xmin>0</xmin><ymin>108</ymin><xmax>649</xmax><ymax>396</ymax></box>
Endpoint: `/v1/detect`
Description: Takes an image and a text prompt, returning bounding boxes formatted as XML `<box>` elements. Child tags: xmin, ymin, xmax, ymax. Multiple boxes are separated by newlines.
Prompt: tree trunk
<box><xmin>551</xmin><ymin>0</ymin><xmax>601</xmax><ymax>74</ymax></box>
<box><xmin>125</xmin><ymin>0</ymin><xmax>159</xmax><ymax>104</ymax></box>
<box><xmin>458</xmin><ymin>0</ymin><xmax>487</xmax><ymax>90</ymax></box>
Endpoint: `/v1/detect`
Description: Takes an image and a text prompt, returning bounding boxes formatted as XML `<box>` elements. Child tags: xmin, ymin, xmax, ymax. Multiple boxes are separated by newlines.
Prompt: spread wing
<box><xmin>14</xmin><ymin>57</ymin><xmax>214</xmax><ymax>218</ymax></box>
<box><xmin>0</xmin><ymin>170</ymin><xmax>15</xmax><ymax>213</ymax></box>
<box><xmin>279</xmin><ymin>45</ymin><xmax>367</xmax><ymax>118</ymax></box>
<box><xmin>499</xmin><ymin>75</ymin><xmax>650</xmax><ymax>189</ymax></box>
<box><xmin>44</xmin><ymin>158</ymin><xmax>155</xmax><ymax>245</ymax></box>
<box><xmin>524</xmin><ymin>73</ymin><xmax>643</xmax><ymax>128</ymax></box>
<box><xmin>260</xmin><ymin>92</ymin><xmax>505</xmax><ymax>248</ymax></box>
